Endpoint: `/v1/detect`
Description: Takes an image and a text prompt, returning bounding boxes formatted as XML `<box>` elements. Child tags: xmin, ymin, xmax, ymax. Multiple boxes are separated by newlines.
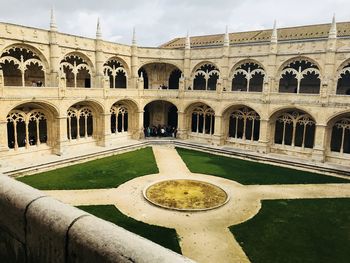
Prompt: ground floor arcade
<box><xmin>0</xmin><ymin>99</ymin><xmax>349</xmax><ymax>166</ymax></box>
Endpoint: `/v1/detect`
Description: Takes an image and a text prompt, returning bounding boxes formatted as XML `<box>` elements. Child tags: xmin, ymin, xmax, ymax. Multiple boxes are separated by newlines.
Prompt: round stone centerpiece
<box><xmin>144</xmin><ymin>179</ymin><xmax>229</xmax><ymax>211</ymax></box>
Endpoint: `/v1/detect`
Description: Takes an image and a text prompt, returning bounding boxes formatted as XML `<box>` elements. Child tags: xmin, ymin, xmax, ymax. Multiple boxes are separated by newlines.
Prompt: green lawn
<box><xmin>230</xmin><ymin>199</ymin><xmax>350</xmax><ymax>263</ymax></box>
<box><xmin>78</xmin><ymin>205</ymin><xmax>181</xmax><ymax>254</ymax></box>
<box><xmin>176</xmin><ymin>148</ymin><xmax>350</xmax><ymax>185</ymax></box>
<box><xmin>17</xmin><ymin>147</ymin><xmax>158</xmax><ymax>190</ymax></box>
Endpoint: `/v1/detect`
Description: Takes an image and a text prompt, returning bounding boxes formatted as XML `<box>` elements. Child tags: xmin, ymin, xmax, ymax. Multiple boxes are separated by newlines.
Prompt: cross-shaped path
<box><xmin>44</xmin><ymin>145</ymin><xmax>350</xmax><ymax>263</ymax></box>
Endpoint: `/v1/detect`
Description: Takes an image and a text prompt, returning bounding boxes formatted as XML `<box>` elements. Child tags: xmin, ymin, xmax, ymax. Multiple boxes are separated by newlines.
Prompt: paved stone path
<box><xmin>44</xmin><ymin>145</ymin><xmax>350</xmax><ymax>263</ymax></box>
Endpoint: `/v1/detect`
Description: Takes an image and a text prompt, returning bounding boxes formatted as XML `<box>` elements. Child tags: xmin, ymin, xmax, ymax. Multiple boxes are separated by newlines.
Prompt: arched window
<box><xmin>60</xmin><ymin>55</ymin><xmax>91</xmax><ymax>88</ymax></box>
<box><xmin>0</xmin><ymin>47</ymin><xmax>46</xmax><ymax>87</ymax></box>
<box><xmin>229</xmin><ymin>107</ymin><xmax>260</xmax><ymax>141</ymax></box>
<box><xmin>138</xmin><ymin>67</ymin><xmax>148</xmax><ymax>89</ymax></box>
<box><xmin>274</xmin><ymin>110</ymin><xmax>315</xmax><ymax>148</ymax></box>
<box><xmin>191</xmin><ymin>105</ymin><xmax>215</xmax><ymax>135</ymax></box>
<box><xmin>279</xmin><ymin>60</ymin><xmax>320</xmax><ymax>94</ymax></box>
<box><xmin>110</xmin><ymin>104</ymin><xmax>128</xmax><ymax>133</ymax></box>
<box><xmin>336</xmin><ymin>63</ymin><xmax>350</xmax><ymax>95</ymax></box>
<box><xmin>103</xmin><ymin>59</ymin><xmax>127</xmax><ymax>89</ymax></box>
<box><xmin>330</xmin><ymin>117</ymin><xmax>350</xmax><ymax>154</ymax></box>
<box><xmin>193</xmin><ymin>64</ymin><xmax>220</xmax><ymax>90</ymax></box>
<box><xmin>67</xmin><ymin>106</ymin><xmax>93</xmax><ymax>140</ymax></box>
<box><xmin>231</xmin><ymin>63</ymin><xmax>265</xmax><ymax>92</ymax></box>
<box><xmin>168</xmin><ymin>69</ymin><xmax>182</xmax><ymax>89</ymax></box>
<box><xmin>7</xmin><ymin>110</ymin><xmax>47</xmax><ymax>150</ymax></box>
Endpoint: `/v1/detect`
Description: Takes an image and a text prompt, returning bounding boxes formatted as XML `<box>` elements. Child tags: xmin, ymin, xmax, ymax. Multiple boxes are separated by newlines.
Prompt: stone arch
<box><xmin>222</xmin><ymin>104</ymin><xmax>261</xmax><ymax>141</ymax></box>
<box><xmin>5</xmin><ymin>101</ymin><xmax>59</xmax><ymax>150</ymax></box>
<box><xmin>229</xmin><ymin>60</ymin><xmax>266</xmax><ymax>92</ymax></box>
<box><xmin>0</xmin><ymin>44</ymin><xmax>49</xmax><ymax>87</ymax></box>
<box><xmin>270</xmin><ymin>108</ymin><xmax>316</xmax><ymax>149</ymax></box>
<box><xmin>60</xmin><ymin>52</ymin><xmax>94</xmax><ymax>88</ymax></box>
<box><xmin>103</xmin><ymin>57</ymin><xmax>130</xmax><ymax>89</ymax></box>
<box><xmin>66</xmin><ymin>100</ymin><xmax>104</xmax><ymax>141</ymax></box>
<box><xmin>327</xmin><ymin>111</ymin><xmax>350</xmax><ymax>154</ymax></box>
<box><xmin>277</xmin><ymin>56</ymin><xmax>321</xmax><ymax>94</ymax></box>
<box><xmin>335</xmin><ymin>59</ymin><xmax>350</xmax><ymax>95</ymax></box>
<box><xmin>185</xmin><ymin>102</ymin><xmax>215</xmax><ymax>135</ymax></box>
<box><xmin>137</xmin><ymin>62</ymin><xmax>182</xmax><ymax>90</ymax></box>
<box><xmin>191</xmin><ymin>61</ymin><xmax>220</xmax><ymax>91</ymax></box>
<box><xmin>143</xmin><ymin>100</ymin><xmax>178</xmax><ymax>137</ymax></box>
<box><xmin>110</xmin><ymin>99</ymin><xmax>139</xmax><ymax>136</ymax></box>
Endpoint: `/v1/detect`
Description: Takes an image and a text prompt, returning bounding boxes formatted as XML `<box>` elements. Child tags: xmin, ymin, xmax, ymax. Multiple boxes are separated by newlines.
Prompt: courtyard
<box><xmin>17</xmin><ymin>145</ymin><xmax>350</xmax><ymax>263</ymax></box>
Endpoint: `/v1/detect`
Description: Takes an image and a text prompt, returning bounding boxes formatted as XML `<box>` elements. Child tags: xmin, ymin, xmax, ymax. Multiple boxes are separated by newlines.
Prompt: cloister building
<box><xmin>0</xmin><ymin>12</ymin><xmax>350</xmax><ymax>167</ymax></box>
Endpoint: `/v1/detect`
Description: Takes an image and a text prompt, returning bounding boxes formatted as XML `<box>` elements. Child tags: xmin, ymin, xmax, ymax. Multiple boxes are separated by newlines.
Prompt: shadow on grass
<box><xmin>78</xmin><ymin>205</ymin><xmax>182</xmax><ymax>254</ymax></box>
<box><xmin>176</xmin><ymin>148</ymin><xmax>350</xmax><ymax>185</ymax></box>
<box><xmin>230</xmin><ymin>198</ymin><xmax>350</xmax><ymax>263</ymax></box>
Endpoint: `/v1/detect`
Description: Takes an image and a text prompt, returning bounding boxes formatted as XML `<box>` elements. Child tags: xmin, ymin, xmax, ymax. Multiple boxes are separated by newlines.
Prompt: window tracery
<box><xmin>231</xmin><ymin>63</ymin><xmax>265</xmax><ymax>92</ymax></box>
<box><xmin>228</xmin><ymin>107</ymin><xmax>260</xmax><ymax>141</ymax></box>
<box><xmin>110</xmin><ymin>104</ymin><xmax>128</xmax><ymax>133</ymax></box>
<box><xmin>191</xmin><ymin>104</ymin><xmax>215</xmax><ymax>135</ymax></box>
<box><xmin>193</xmin><ymin>64</ymin><xmax>220</xmax><ymax>90</ymax></box>
<box><xmin>103</xmin><ymin>60</ymin><xmax>127</xmax><ymax>89</ymax></box>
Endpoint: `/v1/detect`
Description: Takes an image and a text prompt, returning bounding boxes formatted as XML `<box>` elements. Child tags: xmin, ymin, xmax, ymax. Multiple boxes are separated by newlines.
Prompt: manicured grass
<box><xmin>78</xmin><ymin>205</ymin><xmax>182</xmax><ymax>254</ymax></box>
<box><xmin>176</xmin><ymin>148</ymin><xmax>350</xmax><ymax>185</ymax></box>
<box><xmin>17</xmin><ymin>147</ymin><xmax>158</xmax><ymax>190</ymax></box>
<box><xmin>230</xmin><ymin>199</ymin><xmax>350</xmax><ymax>263</ymax></box>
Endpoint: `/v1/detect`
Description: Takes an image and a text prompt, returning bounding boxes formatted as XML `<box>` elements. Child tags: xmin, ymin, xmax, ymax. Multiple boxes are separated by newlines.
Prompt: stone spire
<box><xmin>50</xmin><ymin>7</ymin><xmax>57</xmax><ymax>32</ymax></box>
<box><xmin>224</xmin><ymin>25</ymin><xmax>229</xmax><ymax>47</ymax></box>
<box><xmin>271</xmin><ymin>20</ymin><xmax>277</xmax><ymax>43</ymax></box>
<box><xmin>132</xmin><ymin>27</ymin><xmax>137</xmax><ymax>46</ymax></box>
<box><xmin>96</xmin><ymin>17</ymin><xmax>102</xmax><ymax>39</ymax></box>
<box><xmin>329</xmin><ymin>14</ymin><xmax>337</xmax><ymax>39</ymax></box>
<box><xmin>185</xmin><ymin>30</ymin><xmax>191</xmax><ymax>49</ymax></box>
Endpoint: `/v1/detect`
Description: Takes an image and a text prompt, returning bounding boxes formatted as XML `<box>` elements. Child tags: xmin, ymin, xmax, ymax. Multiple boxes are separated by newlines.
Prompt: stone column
<box><xmin>258</xmin><ymin>119</ymin><xmax>271</xmax><ymax>153</ymax></box>
<box><xmin>0</xmin><ymin>120</ymin><xmax>9</xmax><ymax>154</ymax></box>
<box><xmin>95</xmin><ymin>39</ymin><xmax>104</xmax><ymax>89</ymax></box>
<box><xmin>131</xmin><ymin>45</ymin><xmax>139</xmax><ymax>90</ymax></box>
<box><xmin>312</xmin><ymin>124</ymin><xmax>327</xmax><ymax>162</ymax></box>
<box><xmin>136</xmin><ymin>110</ymin><xmax>145</xmax><ymax>139</ymax></box>
<box><xmin>97</xmin><ymin>113</ymin><xmax>112</xmax><ymax>147</ymax></box>
<box><xmin>49</xmin><ymin>31</ymin><xmax>60</xmax><ymax>87</ymax></box>
<box><xmin>52</xmin><ymin>116</ymin><xmax>68</xmax><ymax>156</ymax></box>
<box><xmin>0</xmin><ymin>69</ymin><xmax>4</xmax><ymax>97</ymax></box>
<box><xmin>212</xmin><ymin>115</ymin><xmax>224</xmax><ymax>145</ymax></box>
<box><xmin>176</xmin><ymin>111</ymin><xmax>188</xmax><ymax>139</ymax></box>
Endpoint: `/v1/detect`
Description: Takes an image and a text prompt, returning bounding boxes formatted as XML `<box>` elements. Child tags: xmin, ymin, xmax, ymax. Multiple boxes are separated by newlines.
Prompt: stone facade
<box><xmin>0</xmin><ymin>14</ymin><xmax>349</xmax><ymax>166</ymax></box>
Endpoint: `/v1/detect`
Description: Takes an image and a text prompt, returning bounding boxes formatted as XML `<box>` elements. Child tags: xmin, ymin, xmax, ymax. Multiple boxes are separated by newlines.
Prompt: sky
<box><xmin>0</xmin><ymin>0</ymin><xmax>349</xmax><ymax>47</ymax></box>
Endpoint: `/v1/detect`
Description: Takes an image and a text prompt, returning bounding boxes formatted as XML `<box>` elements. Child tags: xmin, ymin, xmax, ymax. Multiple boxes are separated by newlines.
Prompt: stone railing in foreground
<box><xmin>0</xmin><ymin>175</ymin><xmax>194</xmax><ymax>263</ymax></box>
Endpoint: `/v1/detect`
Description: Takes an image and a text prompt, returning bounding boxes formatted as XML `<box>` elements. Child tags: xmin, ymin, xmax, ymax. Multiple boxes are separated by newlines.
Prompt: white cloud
<box><xmin>0</xmin><ymin>0</ymin><xmax>349</xmax><ymax>46</ymax></box>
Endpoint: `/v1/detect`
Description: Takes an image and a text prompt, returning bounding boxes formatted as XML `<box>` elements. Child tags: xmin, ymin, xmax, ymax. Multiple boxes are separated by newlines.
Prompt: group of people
<box><xmin>32</xmin><ymin>80</ymin><xmax>43</xmax><ymax>87</ymax></box>
<box><xmin>144</xmin><ymin>125</ymin><xmax>177</xmax><ymax>138</ymax></box>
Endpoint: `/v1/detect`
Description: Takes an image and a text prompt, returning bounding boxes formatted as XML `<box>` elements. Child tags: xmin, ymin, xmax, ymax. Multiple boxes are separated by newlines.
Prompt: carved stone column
<box><xmin>52</xmin><ymin>116</ymin><xmax>68</xmax><ymax>156</ymax></box>
<box><xmin>212</xmin><ymin>115</ymin><xmax>224</xmax><ymax>145</ymax></box>
<box><xmin>312</xmin><ymin>124</ymin><xmax>327</xmax><ymax>162</ymax></box>
<box><xmin>258</xmin><ymin>119</ymin><xmax>271</xmax><ymax>153</ymax></box>
<box><xmin>176</xmin><ymin>111</ymin><xmax>188</xmax><ymax>139</ymax></box>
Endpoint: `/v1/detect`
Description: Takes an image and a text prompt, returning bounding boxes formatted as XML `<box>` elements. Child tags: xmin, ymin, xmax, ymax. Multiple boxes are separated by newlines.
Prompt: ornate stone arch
<box><xmin>271</xmin><ymin>108</ymin><xmax>316</xmax><ymax>149</ymax></box>
<box><xmin>103</xmin><ymin>57</ymin><xmax>129</xmax><ymax>89</ymax></box>
<box><xmin>335</xmin><ymin>59</ymin><xmax>350</xmax><ymax>95</ymax></box>
<box><xmin>0</xmin><ymin>44</ymin><xmax>49</xmax><ymax>87</ymax></box>
<box><xmin>184</xmin><ymin>102</ymin><xmax>215</xmax><ymax>135</ymax></box>
<box><xmin>109</xmin><ymin>99</ymin><xmax>139</xmax><ymax>136</ymax></box>
<box><xmin>229</xmin><ymin>60</ymin><xmax>266</xmax><ymax>92</ymax></box>
<box><xmin>277</xmin><ymin>56</ymin><xmax>321</xmax><ymax>94</ymax></box>
<box><xmin>59</xmin><ymin>52</ymin><xmax>94</xmax><ymax>88</ymax></box>
<box><xmin>191</xmin><ymin>62</ymin><xmax>220</xmax><ymax>91</ymax></box>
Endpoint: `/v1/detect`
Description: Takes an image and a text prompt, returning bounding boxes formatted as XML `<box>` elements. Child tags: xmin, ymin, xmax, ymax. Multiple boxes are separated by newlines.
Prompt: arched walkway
<box><xmin>272</xmin><ymin>109</ymin><xmax>316</xmax><ymax>148</ymax></box>
<box><xmin>6</xmin><ymin>102</ymin><xmax>58</xmax><ymax>150</ymax></box>
<box><xmin>278</xmin><ymin>59</ymin><xmax>320</xmax><ymax>94</ymax></box>
<box><xmin>143</xmin><ymin>100</ymin><xmax>178</xmax><ymax>137</ymax></box>
<box><xmin>328</xmin><ymin>114</ymin><xmax>350</xmax><ymax>154</ymax></box>
<box><xmin>110</xmin><ymin>100</ymin><xmax>138</xmax><ymax>136</ymax></box>
<box><xmin>138</xmin><ymin>63</ymin><xmax>182</xmax><ymax>90</ymax></box>
<box><xmin>185</xmin><ymin>103</ymin><xmax>215</xmax><ymax>135</ymax></box>
<box><xmin>0</xmin><ymin>46</ymin><xmax>47</xmax><ymax>87</ymax></box>
<box><xmin>231</xmin><ymin>62</ymin><xmax>265</xmax><ymax>92</ymax></box>
<box><xmin>60</xmin><ymin>53</ymin><xmax>92</xmax><ymax>88</ymax></box>
<box><xmin>192</xmin><ymin>63</ymin><xmax>220</xmax><ymax>91</ymax></box>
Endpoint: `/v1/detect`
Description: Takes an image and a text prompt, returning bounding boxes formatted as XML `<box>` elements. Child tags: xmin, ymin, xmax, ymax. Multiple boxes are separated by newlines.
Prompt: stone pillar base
<box><xmin>257</xmin><ymin>140</ymin><xmax>271</xmax><ymax>154</ymax></box>
<box><xmin>176</xmin><ymin>129</ymin><xmax>188</xmax><ymax>139</ymax></box>
<box><xmin>311</xmin><ymin>148</ymin><xmax>325</xmax><ymax>162</ymax></box>
<box><xmin>211</xmin><ymin>134</ymin><xmax>225</xmax><ymax>146</ymax></box>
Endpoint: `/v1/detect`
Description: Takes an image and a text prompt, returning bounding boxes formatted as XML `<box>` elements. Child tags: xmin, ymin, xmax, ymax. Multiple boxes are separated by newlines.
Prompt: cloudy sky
<box><xmin>0</xmin><ymin>0</ymin><xmax>349</xmax><ymax>46</ymax></box>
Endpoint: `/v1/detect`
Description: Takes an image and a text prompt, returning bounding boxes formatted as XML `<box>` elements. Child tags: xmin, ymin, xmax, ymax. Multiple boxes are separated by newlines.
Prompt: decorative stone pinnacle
<box><xmin>329</xmin><ymin>14</ymin><xmax>337</xmax><ymax>39</ymax></box>
<box><xmin>224</xmin><ymin>25</ymin><xmax>229</xmax><ymax>47</ymax></box>
<box><xmin>50</xmin><ymin>7</ymin><xmax>57</xmax><ymax>32</ymax></box>
<box><xmin>185</xmin><ymin>30</ymin><xmax>190</xmax><ymax>49</ymax></box>
<box><xmin>271</xmin><ymin>20</ymin><xmax>277</xmax><ymax>43</ymax></box>
<box><xmin>132</xmin><ymin>27</ymin><xmax>137</xmax><ymax>46</ymax></box>
<box><xmin>96</xmin><ymin>17</ymin><xmax>102</xmax><ymax>39</ymax></box>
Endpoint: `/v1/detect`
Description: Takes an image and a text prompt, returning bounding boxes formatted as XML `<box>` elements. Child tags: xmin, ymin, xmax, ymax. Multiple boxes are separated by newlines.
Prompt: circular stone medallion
<box><xmin>144</xmin><ymin>179</ymin><xmax>229</xmax><ymax>211</ymax></box>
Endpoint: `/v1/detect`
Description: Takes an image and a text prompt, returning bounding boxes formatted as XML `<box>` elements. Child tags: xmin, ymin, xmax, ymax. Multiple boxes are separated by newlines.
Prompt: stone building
<box><xmin>0</xmin><ymin>11</ymin><xmax>349</xmax><ymax>167</ymax></box>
